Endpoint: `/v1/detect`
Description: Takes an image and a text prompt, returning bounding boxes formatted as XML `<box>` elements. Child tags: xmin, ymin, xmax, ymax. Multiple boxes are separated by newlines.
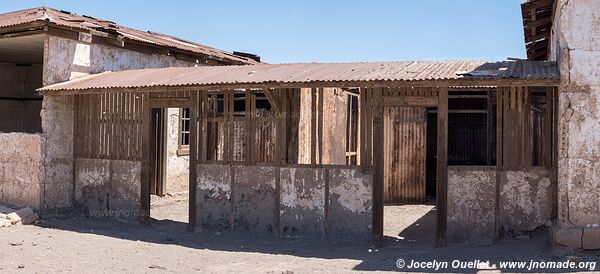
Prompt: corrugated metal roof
<box><xmin>38</xmin><ymin>61</ymin><xmax>560</xmax><ymax>94</ymax></box>
<box><xmin>0</xmin><ymin>7</ymin><xmax>255</xmax><ymax>64</ymax></box>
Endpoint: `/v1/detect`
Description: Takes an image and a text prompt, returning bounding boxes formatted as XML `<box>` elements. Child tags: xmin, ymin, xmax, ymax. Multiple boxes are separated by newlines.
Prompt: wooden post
<box><xmin>140</xmin><ymin>93</ymin><xmax>151</xmax><ymax>224</ymax></box>
<box><xmin>372</xmin><ymin>87</ymin><xmax>384</xmax><ymax>242</ymax></box>
<box><xmin>311</xmin><ymin>88</ymin><xmax>317</xmax><ymax>167</ymax></box>
<box><xmin>188</xmin><ymin>92</ymin><xmax>198</xmax><ymax>231</ymax></box>
<box><xmin>359</xmin><ymin>88</ymin><xmax>368</xmax><ymax>170</ymax></box>
<box><xmin>435</xmin><ymin>87</ymin><xmax>448</xmax><ymax>247</ymax></box>
<box><xmin>495</xmin><ymin>87</ymin><xmax>505</xmax><ymax>240</ymax></box>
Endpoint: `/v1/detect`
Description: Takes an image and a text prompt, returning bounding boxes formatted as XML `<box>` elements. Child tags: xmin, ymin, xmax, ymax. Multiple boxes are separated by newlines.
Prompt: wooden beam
<box><xmin>140</xmin><ymin>93</ymin><xmax>151</xmax><ymax>224</ymax></box>
<box><xmin>372</xmin><ymin>87</ymin><xmax>384</xmax><ymax>242</ymax></box>
<box><xmin>188</xmin><ymin>92</ymin><xmax>198</xmax><ymax>232</ymax></box>
<box><xmin>495</xmin><ymin>87</ymin><xmax>505</xmax><ymax>240</ymax></box>
<box><xmin>263</xmin><ymin>88</ymin><xmax>281</xmax><ymax>113</ymax></box>
<box><xmin>381</xmin><ymin>96</ymin><xmax>438</xmax><ymax>107</ymax></box>
<box><xmin>39</xmin><ymin>79</ymin><xmax>562</xmax><ymax>96</ymax></box>
<box><xmin>435</xmin><ymin>87</ymin><xmax>448</xmax><ymax>247</ymax></box>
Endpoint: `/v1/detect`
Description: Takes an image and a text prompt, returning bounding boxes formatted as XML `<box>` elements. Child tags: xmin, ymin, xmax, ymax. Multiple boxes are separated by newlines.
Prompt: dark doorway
<box><xmin>150</xmin><ymin>108</ymin><xmax>167</xmax><ymax>196</ymax></box>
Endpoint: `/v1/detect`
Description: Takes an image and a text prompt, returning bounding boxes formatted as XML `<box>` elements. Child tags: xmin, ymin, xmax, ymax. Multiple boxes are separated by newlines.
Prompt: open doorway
<box><xmin>383</xmin><ymin>106</ymin><xmax>437</xmax><ymax>247</ymax></box>
<box><xmin>149</xmin><ymin>108</ymin><xmax>190</xmax><ymax>225</ymax></box>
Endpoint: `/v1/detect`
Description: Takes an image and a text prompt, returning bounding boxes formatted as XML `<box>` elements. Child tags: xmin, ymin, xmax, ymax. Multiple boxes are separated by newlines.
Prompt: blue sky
<box><xmin>1</xmin><ymin>1</ymin><xmax>527</xmax><ymax>63</ymax></box>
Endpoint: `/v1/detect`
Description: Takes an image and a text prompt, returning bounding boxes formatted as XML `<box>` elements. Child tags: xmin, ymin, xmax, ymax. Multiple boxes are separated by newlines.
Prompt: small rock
<box><xmin>148</xmin><ymin>265</ymin><xmax>166</xmax><ymax>270</ymax></box>
<box><xmin>0</xmin><ymin>219</ymin><xmax>12</xmax><ymax>228</ymax></box>
<box><xmin>7</xmin><ymin>208</ymin><xmax>38</xmax><ymax>225</ymax></box>
<box><xmin>10</xmin><ymin>241</ymin><xmax>23</xmax><ymax>246</ymax></box>
<box><xmin>18</xmin><ymin>264</ymin><xmax>24</xmax><ymax>269</ymax></box>
<box><xmin>31</xmin><ymin>242</ymin><xmax>39</xmax><ymax>247</ymax></box>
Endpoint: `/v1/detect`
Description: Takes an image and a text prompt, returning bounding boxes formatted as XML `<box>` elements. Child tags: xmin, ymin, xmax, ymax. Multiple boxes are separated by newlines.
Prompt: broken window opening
<box><xmin>346</xmin><ymin>90</ymin><xmax>359</xmax><ymax>165</ymax></box>
<box><xmin>178</xmin><ymin>108</ymin><xmax>190</xmax><ymax>156</ymax></box>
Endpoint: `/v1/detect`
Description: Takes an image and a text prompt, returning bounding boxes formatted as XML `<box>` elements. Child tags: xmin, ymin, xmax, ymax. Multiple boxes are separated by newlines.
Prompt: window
<box><xmin>447</xmin><ymin>90</ymin><xmax>495</xmax><ymax>166</ymax></box>
<box><xmin>178</xmin><ymin>108</ymin><xmax>191</xmax><ymax>155</ymax></box>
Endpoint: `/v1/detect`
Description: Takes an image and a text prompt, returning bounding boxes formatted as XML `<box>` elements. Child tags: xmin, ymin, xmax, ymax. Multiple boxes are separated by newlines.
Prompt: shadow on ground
<box><xmin>33</xmin><ymin>210</ymin><xmax>600</xmax><ymax>273</ymax></box>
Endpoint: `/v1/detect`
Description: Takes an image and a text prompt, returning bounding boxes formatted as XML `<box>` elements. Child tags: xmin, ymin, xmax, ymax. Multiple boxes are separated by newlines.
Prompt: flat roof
<box><xmin>38</xmin><ymin>60</ymin><xmax>560</xmax><ymax>95</ymax></box>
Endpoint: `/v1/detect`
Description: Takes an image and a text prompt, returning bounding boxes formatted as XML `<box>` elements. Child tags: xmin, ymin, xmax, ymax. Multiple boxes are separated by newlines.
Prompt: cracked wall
<box><xmin>74</xmin><ymin>158</ymin><xmax>141</xmax><ymax>218</ymax></box>
<box><xmin>548</xmin><ymin>0</ymin><xmax>600</xmax><ymax>248</ymax></box>
<box><xmin>43</xmin><ymin>35</ymin><xmax>197</xmax><ymax>209</ymax></box>
<box><xmin>196</xmin><ymin>164</ymin><xmax>372</xmax><ymax>240</ymax></box>
<box><xmin>447</xmin><ymin>168</ymin><xmax>496</xmax><ymax>244</ymax></box>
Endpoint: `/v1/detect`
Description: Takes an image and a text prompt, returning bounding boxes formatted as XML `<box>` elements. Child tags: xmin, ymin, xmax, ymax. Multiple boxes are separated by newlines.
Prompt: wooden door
<box><xmin>383</xmin><ymin>106</ymin><xmax>427</xmax><ymax>204</ymax></box>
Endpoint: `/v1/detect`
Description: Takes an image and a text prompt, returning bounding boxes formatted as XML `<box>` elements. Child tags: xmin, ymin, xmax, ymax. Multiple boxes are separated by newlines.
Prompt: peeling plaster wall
<box><xmin>327</xmin><ymin>168</ymin><xmax>372</xmax><ymax>241</ymax></box>
<box><xmin>233</xmin><ymin>166</ymin><xmax>276</xmax><ymax>232</ymax></box>
<box><xmin>42</xmin><ymin>35</ymin><xmax>197</xmax><ymax>209</ymax></box>
<box><xmin>0</xmin><ymin>133</ymin><xmax>44</xmax><ymax>208</ymax></box>
<box><xmin>447</xmin><ymin>168</ymin><xmax>496</xmax><ymax>244</ymax></box>
<box><xmin>551</xmin><ymin>0</ymin><xmax>600</xmax><ymax>236</ymax></box>
<box><xmin>280</xmin><ymin>167</ymin><xmax>325</xmax><ymax>237</ymax></box>
<box><xmin>196</xmin><ymin>164</ymin><xmax>231</xmax><ymax>230</ymax></box>
<box><xmin>74</xmin><ymin>158</ymin><xmax>141</xmax><ymax>218</ymax></box>
<box><xmin>196</xmin><ymin>164</ymin><xmax>373</xmax><ymax>240</ymax></box>
<box><xmin>498</xmin><ymin>169</ymin><xmax>553</xmax><ymax>232</ymax></box>
<box><xmin>166</xmin><ymin>108</ymin><xmax>189</xmax><ymax>194</ymax></box>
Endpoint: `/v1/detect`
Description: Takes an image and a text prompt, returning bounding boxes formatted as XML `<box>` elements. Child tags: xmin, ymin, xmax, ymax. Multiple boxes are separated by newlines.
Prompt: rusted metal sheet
<box><xmin>383</xmin><ymin>106</ymin><xmax>427</xmax><ymax>204</ymax></box>
<box><xmin>38</xmin><ymin>61</ymin><xmax>560</xmax><ymax>94</ymax></box>
<box><xmin>0</xmin><ymin>7</ymin><xmax>254</xmax><ymax>64</ymax></box>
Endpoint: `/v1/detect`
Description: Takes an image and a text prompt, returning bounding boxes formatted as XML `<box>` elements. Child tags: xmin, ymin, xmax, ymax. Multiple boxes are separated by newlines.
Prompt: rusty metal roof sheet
<box><xmin>0</xmin><ymin>7</ymin><xmax>254</xmax><ymax>64</ymax></box>
<box><xmin>38</xmin><ymin>60</ymin><xmax>560</xmax><ymax>94</ymax></box>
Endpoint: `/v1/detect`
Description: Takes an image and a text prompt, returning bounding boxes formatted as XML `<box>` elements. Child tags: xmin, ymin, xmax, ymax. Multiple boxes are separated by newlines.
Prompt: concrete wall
<box><xmin>0</xmin><ymin>63</ymin><xmax>43</xmax><ymax>133</ymax></box>
<box><xmin>165</xmin><ymin>108</ymin><xmax>189</xmax><ymax>194</ymax></box>
<box><xmin>196</xmin><ymin>164</ymin><xmax>372</xmax><ymax>240</ymax></box>
<box><xmin>74</xmin><ymin>158</ymin><xmax>141</xmax><ymax>218</ymax></box>
<box><xmin>447</xmin><ymin>167</ymin><xmax>496</xmax><ymax>244</ymax></box>
<box><xmin>447</xmin><ymin>167</ymin><xmax>554</xmax><ymax>244</ymax></box>
<box><xmin>0</xmin><ymin>133</ymin><xmax>44</xmax><ymax>208</ymax></box>
<box><xmin>550</xmin><ymin>0</ymin><xmax>600</xmax><ymax>249</ymax></box>
<box><xmin>41</xmin><ymin>35</ymin><xmax>197</xmax><ymax>209</ymax></box>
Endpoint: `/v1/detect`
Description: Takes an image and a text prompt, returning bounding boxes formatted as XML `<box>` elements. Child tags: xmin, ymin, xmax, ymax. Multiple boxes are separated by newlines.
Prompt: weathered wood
<box><xmin>495</xmin><ymin>87</ymin><xmax>505</xmax><ymax>239</ymax></box>
<box><xmin>435</xmin><ymin>87</ymin><xmax>448</xmax><ymax>247</ymax></box>
<box><xmin>381</xmin><ymin>96</ymin><xmax>438</xmax><ymax>107</ymax></box>
<box><xmin>372</xmin><ymin>87</ymin><xmax>384</xmax><ymax>241</ymax></box>
<box><xmin>318</xmin><ymin>87</ymin><xmax>324</xmax><ymax>165</ymax></box>
<box><xmin>359</xmin><ymin>87</ymin><xmax>367</xmax><ymax>170</ymax></box>
<box><xmin>311</xmin><ymin>88</ymin><xmax>317</xmax><ymax>167</ymax></box>
<box><xmin>140</xmin><ymin>93</ymin><xmax>151</xmax><ymax>223</ymax></box>
<box><xmin>188</xmin><ymin>92</ymin><xmax>198</xmax><ymax>231</ymax></box>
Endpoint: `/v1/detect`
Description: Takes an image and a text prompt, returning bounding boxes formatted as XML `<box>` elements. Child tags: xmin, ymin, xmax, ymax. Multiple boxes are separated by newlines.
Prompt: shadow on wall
<box><xmin>32</xmin><ymin>213</ymin><xmax>559</xmax><ymax>273</ymax></box>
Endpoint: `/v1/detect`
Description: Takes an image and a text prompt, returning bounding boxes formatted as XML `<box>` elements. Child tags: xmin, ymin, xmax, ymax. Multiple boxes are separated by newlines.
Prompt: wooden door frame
<box><xmin>372</xmin><ymin>87</ymin><xmax>448</xmax><ymax>247</ymax></box>
<box><xmin>141</xmin><ymin>96</ymin><xmax>197</xmax><ymax>232</ymax></box>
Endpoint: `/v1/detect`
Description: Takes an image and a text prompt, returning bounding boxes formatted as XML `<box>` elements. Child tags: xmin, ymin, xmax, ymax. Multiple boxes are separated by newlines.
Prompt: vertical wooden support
<box><xmin>188</xmin><ymin>91</ymin><xmax>199</xmax><ymax>231</ymax></box>
<box><xmin>359</xmin><ymin>88</ymin><xmax>368</xmax><ymax>170</ymax></box>
<box><xmin>318</xmin><ymin>88</ymin><xmax>324</xmax><ymax>165</ymax></box>
<box><xmin>249</xmin><ymin>92</ymin><xmax>256</xmax><ymax>165</ymax></box>
<box><xmin>495</xmin><ymin>87</ymin><xmax>505</xmax><ymax>240</ymax></box>
<box><xmin>372</xmin><ymin>87</ymin><xmax>384</xmax><ymax>241</ymax></box>
<box><xmin>311</xmin><ymin>88</ymin><xmax>317</xmax><ymax>167</ymax></box>
<box><xmin>140</xmin><ymin>94</ymin><xmax>151</xmax><ymax>224</ymax></box>
<box><xmin>545</xmin><ymin>86</ymin><xmax>554</xmax><ymax>169</ymax></box>
<box><xmin>524</xmin><ymin>87</ymin><xmax>532</xmax><ymax>167</ymax></box>
<box><xmin>245</xmin><ymin>90</ymin><xmax>252</xmax><ymax>165</ymax></box>
<box><xmin>435</xmin><ymin>87</ymin><xmax>448</xmax><ymax>247</ymax></box>
<box><xmin>486</xmin><ymin>91</ymin><xmax>494</xmax><ymax>165</ymax></box>
<box><xmin>225</xmin><ymin>91</ymin><xmax>233</xmax><ymax>163</ymax></box>
<box><xmin>200</xmin><ymin>91</ymin><xmax>208</xmax><ymax>163</ymax></box>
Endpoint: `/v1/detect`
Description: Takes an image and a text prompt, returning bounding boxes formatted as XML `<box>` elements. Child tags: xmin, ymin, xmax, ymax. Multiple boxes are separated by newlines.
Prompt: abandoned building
<box><xmin>1</xmin><ymin>0</ymin><xmax>600</xmax><ymax>248</ymax></box>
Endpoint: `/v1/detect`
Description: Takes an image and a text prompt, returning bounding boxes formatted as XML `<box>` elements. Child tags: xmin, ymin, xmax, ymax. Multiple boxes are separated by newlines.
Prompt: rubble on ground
<box><xmin>0</xmin><ymin>205</ymin><xmax>39</xmax><ymax>227</ymax></box>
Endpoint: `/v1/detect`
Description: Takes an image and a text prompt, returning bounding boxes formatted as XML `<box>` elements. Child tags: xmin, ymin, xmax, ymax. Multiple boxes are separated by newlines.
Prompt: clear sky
<box><xmin>1</xmin><ymin>0</ymin><xmax>527</xmax><ymax>63</ymax></box>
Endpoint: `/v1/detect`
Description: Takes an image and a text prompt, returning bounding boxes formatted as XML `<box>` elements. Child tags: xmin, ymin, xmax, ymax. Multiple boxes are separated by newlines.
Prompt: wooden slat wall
<box><xmin>383</xmin><ymin>106</ymin><xmax>427</xmax><ymax>204</ymax></box>
<box><xmin>75</xmin><ymin>93</ymin><xmax>145</xmax><ymax>161</ymax></box>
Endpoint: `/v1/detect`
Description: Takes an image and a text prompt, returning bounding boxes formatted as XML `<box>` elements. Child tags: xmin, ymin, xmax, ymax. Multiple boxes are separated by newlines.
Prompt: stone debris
<box><xmin>0</xmin><ymin>205</ymin><xmax>38</xmax><ymax>227</ymax></box>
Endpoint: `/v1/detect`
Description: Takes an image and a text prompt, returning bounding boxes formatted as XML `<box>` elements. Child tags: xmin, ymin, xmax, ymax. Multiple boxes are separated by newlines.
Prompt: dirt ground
<box><xmin>150</xmin><ymin>193</ymin><xmax>189</xmax><ymax>223</ymax></box>
<box><xmin>1</xmin><ymin>202</ymin><xmax>599</xmax><ymax>273</ymax></box>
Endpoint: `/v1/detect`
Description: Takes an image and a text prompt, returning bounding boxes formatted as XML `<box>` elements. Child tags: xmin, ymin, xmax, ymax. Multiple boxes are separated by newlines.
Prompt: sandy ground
<box><xmin>1</xmin><ymin>203</ymin><xmax>599</xmax><ymax>273</ymax></box>
<box><xmin>150</xmin><ymin>193</ymin><xmax>189</xmax><ymax>223</ymax></box>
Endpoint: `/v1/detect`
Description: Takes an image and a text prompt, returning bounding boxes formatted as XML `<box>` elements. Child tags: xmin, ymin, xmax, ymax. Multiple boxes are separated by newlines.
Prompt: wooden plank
<box><xmin>188</xmin><ymin>92</ymin><xmax>199</xmax><ymax>232</ymax></box>
<box><xmin>263</xmin><ymin>88</ymin><xmax>281</xmax><ymax>113</ymax></box>
<box><xmin>435</xmin><ymin>87</ymin><xmax>448</xmax><ymax>247</ymax></box>
<box><xmin>372</xmin><ymin>87</ymin><xmax>384</xmax><ymax>241</ymax></box>
<box><xmin>545</xmin><ymin>86</ymin><xmax>554</xmax><ymax>169</ymax></box>
<box><xmin>359</xmin><ymin>88</ymin><xmax>367</xmax><ymax>169</ymax></box>
<box><xmin>381</xmin><ymin>96</ymin><xmax>438</xmax><ymax>107</ymax></box>
<box><xmin>524</xmin><ymin>87</ymin><xmax>532</xmax><ymax>167</ymax></box>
